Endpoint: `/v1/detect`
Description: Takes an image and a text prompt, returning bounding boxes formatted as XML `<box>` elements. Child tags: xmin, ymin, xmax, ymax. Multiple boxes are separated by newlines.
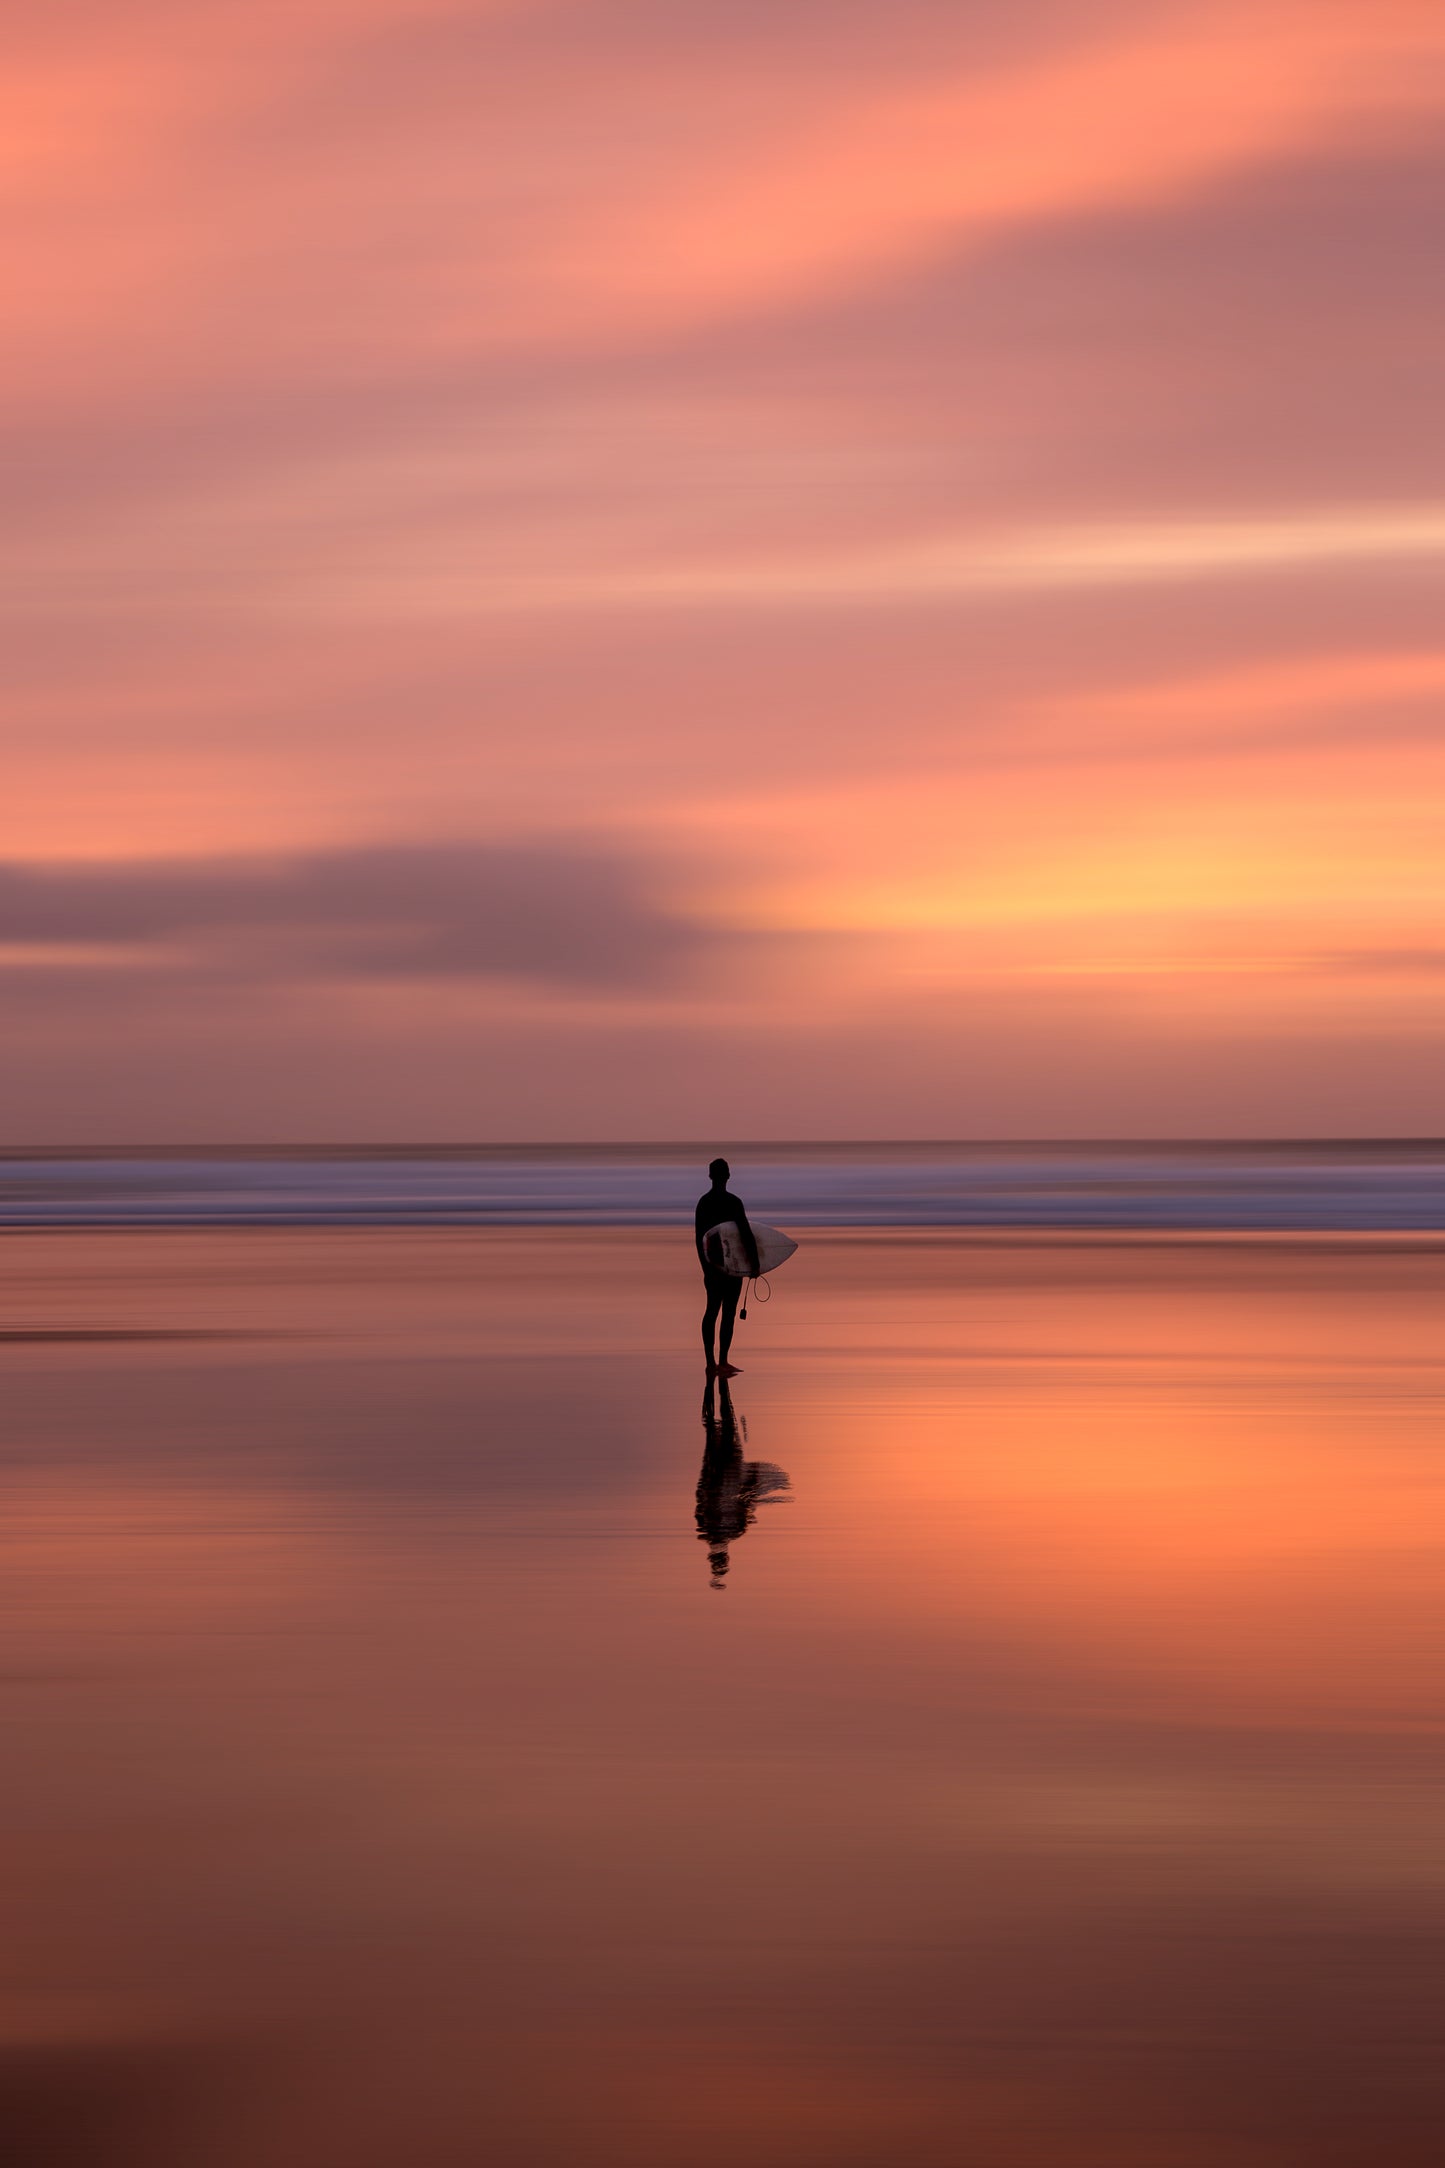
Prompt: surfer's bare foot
<box><xmin>718</xmin><ymin>1362</ymin><xmax>742</xmax><ymax>1376</ymax></box>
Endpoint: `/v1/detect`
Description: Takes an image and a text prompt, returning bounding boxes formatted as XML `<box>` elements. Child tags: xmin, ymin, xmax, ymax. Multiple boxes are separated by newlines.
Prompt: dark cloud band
<box><xmin>0</xmin><ymin>843</ymin><xmax>700</xmax><ymax>991</ymax></box>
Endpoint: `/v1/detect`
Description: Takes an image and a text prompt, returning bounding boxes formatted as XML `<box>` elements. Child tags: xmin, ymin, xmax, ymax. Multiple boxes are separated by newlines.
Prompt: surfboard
<box><xmin>706</xmin><ymin>1222</ymin><xmax>798</xmax><ymax>1277</ymax></box>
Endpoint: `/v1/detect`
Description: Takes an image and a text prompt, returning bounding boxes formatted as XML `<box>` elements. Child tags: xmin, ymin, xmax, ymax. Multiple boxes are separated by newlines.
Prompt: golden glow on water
<box><xmin>2</xmin><ymin>1230</ymin><xmax>1443</xmax><ymax>2163</ymax></box>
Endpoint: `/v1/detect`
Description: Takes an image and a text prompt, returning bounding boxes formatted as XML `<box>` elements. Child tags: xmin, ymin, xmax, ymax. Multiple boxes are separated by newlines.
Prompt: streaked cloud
<box><xmin>310</xmin><ymin>501</ymin><xmax>1445</xmax><ymax>616</ymax></box>
<box><xmin>15</xmin><ymin>495</ymin><xmax>1445</xmax><ymax>623</ymax></box>
<box><xmin>1308</xmin><ymin>947</ymin><xmax>1445</xmax><ymax>979</ymax></box>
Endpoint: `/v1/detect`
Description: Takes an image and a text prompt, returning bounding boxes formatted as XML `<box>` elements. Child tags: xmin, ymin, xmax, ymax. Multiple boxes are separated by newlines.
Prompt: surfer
<box><xmin>696</xmin><ymin>1157</ymin><xmax>759</xmax><ymax>1374</ymax></box>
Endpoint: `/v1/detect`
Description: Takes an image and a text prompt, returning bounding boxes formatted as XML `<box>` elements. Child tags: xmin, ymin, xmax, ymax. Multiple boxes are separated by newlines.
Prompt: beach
<box><xmin>4</xmin><ymin>1227</ymin><xmax>1444</xmax><ymax>2165</ymax></box>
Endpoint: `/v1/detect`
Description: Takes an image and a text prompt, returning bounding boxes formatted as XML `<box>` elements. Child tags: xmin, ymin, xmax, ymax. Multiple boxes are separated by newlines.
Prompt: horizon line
<box><xmin>1</xmin><ymin>1136</ymin><xmax>1441</xmax><ymax>1157</ymax></box>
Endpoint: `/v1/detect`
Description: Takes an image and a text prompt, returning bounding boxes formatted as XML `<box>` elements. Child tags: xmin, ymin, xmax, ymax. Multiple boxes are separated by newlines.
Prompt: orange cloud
<box><xmin>11</xmin><ymin>0</ymin><xmax>1445</xmax><ymax>421</ymax></box>
<box><xmin>1035</xmin><ymin>649</ymin><xmax>1445</xmax><ymax>758</ymax></box>
<box><xmin>581</xmin><ymin>0</ymin><xmax>1445</xmax><ymax>333</ymax></box>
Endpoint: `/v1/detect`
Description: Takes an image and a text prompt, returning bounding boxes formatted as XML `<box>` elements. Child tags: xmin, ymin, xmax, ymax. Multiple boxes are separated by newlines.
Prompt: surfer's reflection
<box><xmin>695</xmin><ymin>1376</ymin><xmax>791</xmax><ymax>1589</ymax></box>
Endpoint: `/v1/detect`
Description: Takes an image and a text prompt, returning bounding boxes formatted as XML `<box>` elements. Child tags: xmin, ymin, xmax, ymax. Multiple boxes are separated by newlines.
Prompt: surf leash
<box><xmin>738</xmin><ymin>1273</ymin><xmax>772</xmax><ymax>1323</ymax></box>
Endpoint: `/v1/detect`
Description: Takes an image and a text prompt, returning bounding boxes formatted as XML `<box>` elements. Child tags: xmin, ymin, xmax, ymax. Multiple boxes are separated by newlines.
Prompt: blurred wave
<box><xmin>0</xmin><ymin>1142</ymin><xmax>1440</xmax><ymax>1231</ymax></box>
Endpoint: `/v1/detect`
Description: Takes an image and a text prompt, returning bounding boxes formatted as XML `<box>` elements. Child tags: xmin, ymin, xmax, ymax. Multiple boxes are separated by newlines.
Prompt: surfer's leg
<box><xmin>702</xmin><ymin>1276</ymin><xmax>724</xmax><ymax>1364</ymax></box>
<box><xmin>716</xmin><ymin>1278</ymin><xmax>742</xmax><ymax>1367</ymax></box>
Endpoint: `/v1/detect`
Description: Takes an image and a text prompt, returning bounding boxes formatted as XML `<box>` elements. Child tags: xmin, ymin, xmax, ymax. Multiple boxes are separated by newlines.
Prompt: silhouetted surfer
<box><xmin>695</xmin><ymin>1156</ymin><xmax>759</xmax><ymax>1374</ymax></box>
<box><xmin>695</xmin><ymin>1373</ymin><xmax>791</xmax><ymax>1588</ymax></box>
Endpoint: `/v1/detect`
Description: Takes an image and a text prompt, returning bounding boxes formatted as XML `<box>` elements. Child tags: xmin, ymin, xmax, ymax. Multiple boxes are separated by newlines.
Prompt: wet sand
<box><xmin>3</xmin><ymin>1230</ymin><xmax>1443</xmax><ymax>2166</ymax></box>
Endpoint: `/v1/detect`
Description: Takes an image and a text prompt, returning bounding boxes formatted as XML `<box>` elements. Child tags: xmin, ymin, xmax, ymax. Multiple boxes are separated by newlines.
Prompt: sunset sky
<box><xmin>7</xmin><ymin>0</ymin><xmax>1444</xmax><ymax>1139</ymax></box>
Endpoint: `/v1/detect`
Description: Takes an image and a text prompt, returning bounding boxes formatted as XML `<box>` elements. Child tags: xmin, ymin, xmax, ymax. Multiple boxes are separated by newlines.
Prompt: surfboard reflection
<box><xmin>695</xmin><ymin>1376</ymin><xmax>792</xmax><ymax>1589</ymax></box>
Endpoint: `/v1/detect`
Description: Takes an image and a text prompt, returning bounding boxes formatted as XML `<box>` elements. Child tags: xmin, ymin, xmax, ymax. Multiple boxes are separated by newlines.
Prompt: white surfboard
<box><xmin>706</xmin><ymin>1221</ymin><xmax>798</xmax><ymax>1277</ymax></box>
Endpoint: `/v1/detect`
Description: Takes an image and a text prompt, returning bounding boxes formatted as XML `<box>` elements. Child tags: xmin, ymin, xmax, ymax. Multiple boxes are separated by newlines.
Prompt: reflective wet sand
<box><xmin>3</xmin><ymin>1231</ymin><xmax>1443</xmax><ymax>2166</ymax></box>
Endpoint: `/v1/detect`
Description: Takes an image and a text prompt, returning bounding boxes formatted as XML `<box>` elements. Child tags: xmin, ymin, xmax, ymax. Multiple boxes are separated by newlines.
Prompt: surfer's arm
<box><xmin>735</xmin><ymin>1207</ymin><xmax>761</xmax><ymax>1277</ymax></box>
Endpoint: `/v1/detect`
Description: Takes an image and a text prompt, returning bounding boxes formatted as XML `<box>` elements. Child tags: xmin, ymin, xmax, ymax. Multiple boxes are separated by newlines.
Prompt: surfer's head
<box><xmin>709</xmin><ymin>1157</ymin><xmax>729</xmax><ymax>1184</ymax></box>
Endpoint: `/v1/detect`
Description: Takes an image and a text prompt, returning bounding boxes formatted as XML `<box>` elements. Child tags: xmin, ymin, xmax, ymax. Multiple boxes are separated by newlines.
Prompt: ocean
<box><xmin>1</xmin><ymin>1138</ymin><xmax>1441</xmax><ymax>1230</ymax></box>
